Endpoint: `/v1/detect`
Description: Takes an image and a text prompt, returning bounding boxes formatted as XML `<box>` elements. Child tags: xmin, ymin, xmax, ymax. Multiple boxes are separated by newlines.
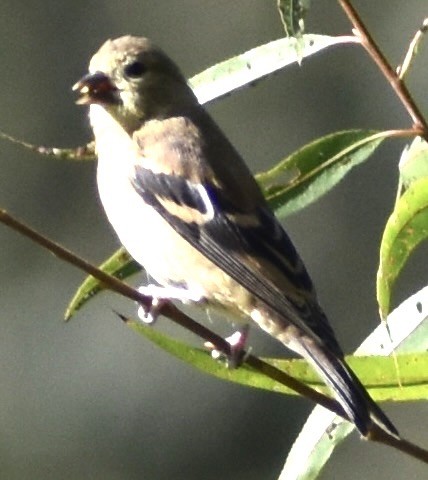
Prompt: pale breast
<box><xmin>89</xmin><ymin>105</ymin><xmax>253</xmax><ymax>317</ymax></box>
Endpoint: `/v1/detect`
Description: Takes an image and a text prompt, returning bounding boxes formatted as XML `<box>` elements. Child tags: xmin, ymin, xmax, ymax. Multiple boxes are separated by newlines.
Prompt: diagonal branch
<box><xmin>1</xmin><ymin>207</ymin><xmax>428</xmax><ymax>463</ymax></box>
<box><xmin>0</xmin><ymin>208</ymin><xmax>341</xmax><ymax>414</ymax></box>
<box><xmin>338</xmin><ymin>0</ymin><xmax>428</xmax><ymax>136</ymax></box>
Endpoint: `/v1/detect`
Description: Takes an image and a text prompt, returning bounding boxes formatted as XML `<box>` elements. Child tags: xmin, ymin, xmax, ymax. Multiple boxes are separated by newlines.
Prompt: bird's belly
<box><xmin>97</xmin><ymin>159</ymin><xmax>252</xmax><ymax>315</ymax></box>
<box><xmin>91</xmin><ymin>104</ymin><xmax>253</xmax><ymax>317</ymax></box>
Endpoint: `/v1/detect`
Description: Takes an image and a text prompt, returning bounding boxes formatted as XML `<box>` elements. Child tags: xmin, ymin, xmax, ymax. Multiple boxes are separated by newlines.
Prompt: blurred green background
<box><xmin>0</xmin><ymin>1</ymin><xmax>427</xmax><ymax>479</ymax></box>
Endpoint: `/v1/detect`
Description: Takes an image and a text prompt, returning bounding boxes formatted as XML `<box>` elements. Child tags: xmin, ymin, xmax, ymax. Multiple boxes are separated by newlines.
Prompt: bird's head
<box><xmin>73</xmin><ymin>35</ymin><xmax>196</xmax><ymax>133</ymax></box>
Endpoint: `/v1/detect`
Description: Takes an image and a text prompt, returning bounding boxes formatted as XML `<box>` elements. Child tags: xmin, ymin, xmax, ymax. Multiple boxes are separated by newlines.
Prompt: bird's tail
<box><xmin>298</xmin><ymin>337</ymin><xmax>399</xmax><ymax>439</ymax></box>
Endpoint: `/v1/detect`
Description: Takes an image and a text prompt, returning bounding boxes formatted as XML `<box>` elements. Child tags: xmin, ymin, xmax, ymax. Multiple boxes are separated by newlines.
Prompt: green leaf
<box><xmin>279</xmin><ymin>285</ymin><xmax>428</xmax><ymax>480</ymax></box>
<box><xmin>121</xmin><ymin>287</ymin><xmax>428</xmax><ymax>480</ymax></box>
<box><xmin>399</xmin><ymin>136</ymin><xmax>428</xmax><ymax>189</ymax></box>
<box><xmin>65</xmin><ymin>247</ymin><xmax>140</xmax><ymax>320</ymax></box>
<box><xmin>128</xmin><ymin>320</ymin><xmax>303</xmax><ymax>393</ymax></box>
<box><xmin>257</xmin><ymin>130</ymin><xmax>388</xmax><ymax>218</ymax></box>
<box><xmin>343</xmin><ymin>353</ymin><xmax>428</xmax><ymax>402</ymax></box>
<box><xmin>2</xmin><ymin>36</ymin><xmax>359</xmax><ymax>160</ymax></box>
<box><xmin>277</xmin><ymin>0</ymin><xmax>310</xmax><ymax>38</ymax></box>
<box><xmin>377</xmin><ymin>177</ymin><xmax>428</xmax><ymax>319</ymax></box>
<box><xmin>190</xmin><ymin>35</ymin><xmax>359</xmax><ymax>105</ymax></box>
<box><xmin>126</xmin><ymin>319</ymin><xmax>428</xmax><ymax>402</ymax></box>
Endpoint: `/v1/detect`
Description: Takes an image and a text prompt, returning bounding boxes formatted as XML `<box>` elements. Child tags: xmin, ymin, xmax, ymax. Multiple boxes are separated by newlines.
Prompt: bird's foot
<box><xmin>137</xmin><ymin>283</ymin><xmax>205</xmax><ymax>324</ymax></box>
<box><xmin>206</xmin><ymin>325</ymin><xmax>250</xmax><ymax>368</ymax></box>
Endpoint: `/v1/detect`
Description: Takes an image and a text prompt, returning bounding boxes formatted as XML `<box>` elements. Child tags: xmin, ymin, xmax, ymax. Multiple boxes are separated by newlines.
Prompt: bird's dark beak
<box><xmin>73</xmin><ymin>71</ymin><xmax>120</xmax><ymax>106</ymax></box>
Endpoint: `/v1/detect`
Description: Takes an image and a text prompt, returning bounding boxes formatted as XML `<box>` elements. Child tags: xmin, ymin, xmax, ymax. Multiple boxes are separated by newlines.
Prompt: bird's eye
<box><xmin>124</xmin><ymin>61</ymin><xmax>146</xmax><ymax>78</ymax></box>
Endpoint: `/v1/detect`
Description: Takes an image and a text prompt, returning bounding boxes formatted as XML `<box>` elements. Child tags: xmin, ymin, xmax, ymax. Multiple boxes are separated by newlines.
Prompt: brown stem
<box><xmin>1</xmin><ymin>208</ymin><xmax>428</xmax><ymax>463</ymax></box>
<box><xmin>338</xmin><ymin>0</ymin><xmax>428</xmax><ymax>137</ymax></box>
<box><xmin>369</xmin><ymin>425</ymin><xmax>428</xmax><ymax>464</ymax></box>
<box><xmin>0</xmin><ymin>208</ymin><xmax>341</xmax><ymax>414</ymax></box>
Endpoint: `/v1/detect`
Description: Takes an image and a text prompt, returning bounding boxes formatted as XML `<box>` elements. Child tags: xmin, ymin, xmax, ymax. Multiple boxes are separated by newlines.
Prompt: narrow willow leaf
<box><xmin>127</xmin><ymin>320</ymin><xmax>301</xmax><ymax>394</ymax></box>
<box><xmin>342</xmin><ymin>353</ymin><xmax>428</xmax><ymax>402</ymax></box>
<box><xmin>257</xmin><ymin>130</ymin><xmax>387</xmax><ymax>218</ymax></box>
<box><xmin>128</xmin><ymin>316</ymin><xmax>428</xmax><ymax>401</ymax></box>
<box><xmin>277</xmin><ymin>0</ymin><xmax>309</xmax><ymax>39</ymax></box>
<box><xmin>2</xmin><ymin>36</ymin><xmax>359</xmax><ymax>161</ymax></box>
<box><xmin>124</xmin><ymin>296</ymin><xmax>428</xmax><ymax>402</ymax></box>
<box><xmin>279</xmin><ymin>285</ymin><xmax>428</xmax><ymax>480</ymax></box>
<box><xmin>399</xmin><ymin>136</ymin><xmax>428</xmax><ymax>189</ymax></box>
<box><xmin>397</xmin><ymin>17</ymin><xmax>428</xmax><ymax>80</ymax></box>
<box><xmin>190</xmin><ymin>35</ymin><xmax>359</xmax><ymax>105</ymax></box>
<box><xmin>377</xmin><ymin>177</ymin><xmax>428</xmax><ymax>319</ymax></box>
<box><xmin>65</xmin><ymin>247</ymin><xmax>140</xmax><ymax>320</ymax></box>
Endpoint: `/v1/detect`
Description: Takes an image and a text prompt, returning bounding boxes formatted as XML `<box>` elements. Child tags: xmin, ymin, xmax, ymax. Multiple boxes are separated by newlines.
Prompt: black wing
<box><xmin>131</xmin><ymin>166</ymin><xmax>342</xmax><ymax>356</ymax></box>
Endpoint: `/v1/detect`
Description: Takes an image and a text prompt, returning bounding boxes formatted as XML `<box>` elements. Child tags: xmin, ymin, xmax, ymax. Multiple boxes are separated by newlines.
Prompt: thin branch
<box><xmin>370</xmin><ymin>426</ymin><xmax>428</xmax><ymax>464</ymax></box>
<box><xmin>0</xmin><ymin>130</ymin><xmax>96</xmax><ymax>160</ymax></box>
<box><xmin>338</xmin><ymin>0</ymin><xmax>428</xmax><ymax>136</ymax></box>
<box><xmin>2</xmin><ymin>207</ymin><xmax>428</xmax><ymax>463</ymax></box>
<box><xmin>0</xmin><ymin>208</ymin><xmax>341</xmax><ymax>414</ymax></box>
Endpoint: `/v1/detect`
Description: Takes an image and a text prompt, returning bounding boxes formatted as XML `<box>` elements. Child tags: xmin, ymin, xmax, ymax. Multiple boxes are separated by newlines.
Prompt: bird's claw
<box><xmin>137</xmin><ymin>283</ymin><xmax>205</xmax><ymax>324</ymax></box>
<box><xmin>137</xmin><ymin>295</ymin><xmax>167</xmax><ymax>324</ymax></box>
<box><xmin>205</xmin><ymin>325</ymin><xmax>250</xmax><ymax>368</ymax></box>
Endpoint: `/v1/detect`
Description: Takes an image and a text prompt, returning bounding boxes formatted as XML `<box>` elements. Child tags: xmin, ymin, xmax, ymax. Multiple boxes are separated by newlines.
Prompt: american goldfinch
<box><xmin>73</xmin><ymin>35</ymin><xmax>398</xmax><ymax>438</ymax></box>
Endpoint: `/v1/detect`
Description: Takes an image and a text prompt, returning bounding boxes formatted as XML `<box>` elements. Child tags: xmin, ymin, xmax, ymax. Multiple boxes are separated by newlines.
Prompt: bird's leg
<box><xmin>206</xmin><ymin>324</ymin><xmax>250</xmax><ymax>368</ymax></box>
<box><xmin>137</xmin><ymin>283</ymin><xmax>205</xmax><ymax>324</ymax></box>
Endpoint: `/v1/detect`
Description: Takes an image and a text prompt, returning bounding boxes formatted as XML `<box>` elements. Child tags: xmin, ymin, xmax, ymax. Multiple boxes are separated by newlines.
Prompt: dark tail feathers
<box><xmin>299</xmin><ymin>339</ymin><xmax>399</xmax><ymax>438</ymax></box>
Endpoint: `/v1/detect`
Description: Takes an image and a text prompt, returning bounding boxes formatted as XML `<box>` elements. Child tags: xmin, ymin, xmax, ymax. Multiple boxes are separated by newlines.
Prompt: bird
<box><xmin>73</xmin><ymin>35</ymin><xmax>398</xmax><ymax>438</ymax></box>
